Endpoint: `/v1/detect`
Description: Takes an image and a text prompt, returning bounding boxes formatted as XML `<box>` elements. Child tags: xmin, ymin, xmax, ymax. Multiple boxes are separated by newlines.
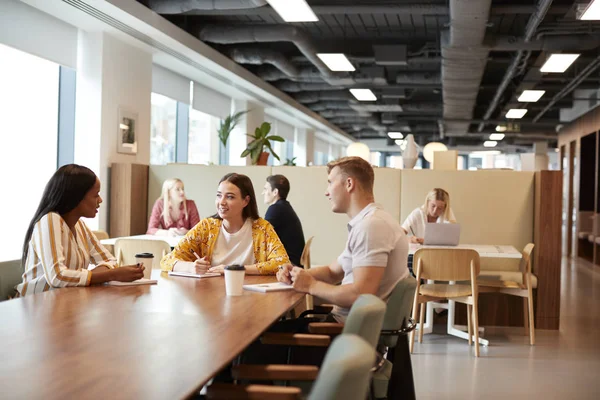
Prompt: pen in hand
<box><xmin>409</xmin><ymin>226</ymin><xmax>416</xmax><ymax>236</ymax></box>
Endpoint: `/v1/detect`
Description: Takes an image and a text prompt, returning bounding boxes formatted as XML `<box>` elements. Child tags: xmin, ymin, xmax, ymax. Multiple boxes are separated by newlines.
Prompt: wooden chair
<box><xmin>207</xmin><ymin>334</ymin><xmax>375</xmax><ymax>400</ymax></box>
<box><xmin>410</xmin><ymin>248</ymin><xmax>481</xmax><ymax>357</ymax></box>
<box><xmin>92</xmin><ymin>230</ymin><xmax>109</xmax><ymax>241</ymax></box>
<box><xmin>300</xmin><ymin>236</ymin><xmax>315</xmax><ymax>310</ymax></box>
<box><xmin>478</xmin><ymin>243</ymin><xmax>536</xmax><ymax>345</ymax></box>
<box><xmin>113</xmin><ymin>238</ymin><xmax>171</xmax><ymax>269</ymax></box>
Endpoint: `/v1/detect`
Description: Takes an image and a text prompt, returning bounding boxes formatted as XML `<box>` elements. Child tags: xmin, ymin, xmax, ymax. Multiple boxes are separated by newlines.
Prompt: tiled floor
<box><xmin>411</xmin><ymin>257</ymin><xmax>600</xmax><ymax>399</ymax></box>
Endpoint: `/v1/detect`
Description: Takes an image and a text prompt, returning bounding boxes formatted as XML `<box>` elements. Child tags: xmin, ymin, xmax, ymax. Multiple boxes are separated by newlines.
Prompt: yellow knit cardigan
<box><xmin>160</xmin><ymin>217</ymin><xmax>289</xmax><ymax>275</ymax></box>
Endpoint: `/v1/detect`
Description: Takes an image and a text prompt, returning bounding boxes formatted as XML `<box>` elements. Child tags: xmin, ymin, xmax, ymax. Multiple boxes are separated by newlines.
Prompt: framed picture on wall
<box><xmin>117</xmin><ymin>107</ymin><xmax>138</xmax><ymax>155</ymax></box>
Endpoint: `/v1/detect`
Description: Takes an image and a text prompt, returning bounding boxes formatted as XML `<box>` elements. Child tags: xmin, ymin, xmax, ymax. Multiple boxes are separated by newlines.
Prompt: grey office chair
<box><xmin>226</xmin><ymin>294</ymin><xmax>385</xmax><ymax>390</ymax></box>
<box><xmin>207</xmin><ymin>334</ymin><xmax>376</xmax><ymax>400</ymax></box>
<box><xmin>372</xmin><ymin>276</ymin><xmax>418</xmax><ymax>400</ymax></box>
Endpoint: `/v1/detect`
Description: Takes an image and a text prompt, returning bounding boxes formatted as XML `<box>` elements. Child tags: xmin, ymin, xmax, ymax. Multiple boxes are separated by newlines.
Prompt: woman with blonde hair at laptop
<box><xmin>402</xmin><ymin>188</ymin><xmax>457</xmax><ymax>244</ymax></box>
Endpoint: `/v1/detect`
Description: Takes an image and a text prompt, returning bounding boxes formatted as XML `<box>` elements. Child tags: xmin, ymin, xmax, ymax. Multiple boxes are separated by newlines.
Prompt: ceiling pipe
<box><xmin>175</xmin><ymin>3</ymin><xmax>571</xmax><ymax>16</ymax></box>
<box><xmin>533</xmin><ymin>54</ymin><xmax>600</xmax><ymax>122</ymax></box>
<box><xmin>148</xmin><ymin>0</ymin><xmax>266</xmax><ymax>14</ymax></box>
<box><xmin>486</xmin><ymin>34</ymin><xmax>600</xmax><ymax>51</ymax></box>
<box><xmin>308</xmin><ymin>102</ymin><xmax>353</xmax><ymax>111</ymax></box>
<box><xmin>477</xmin><ymin>0</ymin><xmax>554</xmax><ymax>132</ymax></box>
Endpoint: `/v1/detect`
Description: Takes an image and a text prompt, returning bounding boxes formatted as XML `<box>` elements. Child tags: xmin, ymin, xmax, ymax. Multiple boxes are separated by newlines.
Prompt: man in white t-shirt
<box><xmin>277</xmin><ymin>156</ymin><xmax>409</xmax><ymax>321</ymax></box>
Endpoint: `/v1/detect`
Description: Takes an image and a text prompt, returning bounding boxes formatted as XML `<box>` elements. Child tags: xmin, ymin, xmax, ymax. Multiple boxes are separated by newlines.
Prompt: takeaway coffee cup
<box><xmin>224</xmin><ymin>264</ymin><xmax>246</xmax><ymax>296</ymax></box>
<box><xmin>134</xmin><ymin>253</ymin><xmax>154</xmax><ymax>279</ymax></box>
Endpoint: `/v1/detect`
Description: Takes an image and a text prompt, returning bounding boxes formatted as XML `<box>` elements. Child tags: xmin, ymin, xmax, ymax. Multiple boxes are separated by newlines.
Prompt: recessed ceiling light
<box><xmin>540</xmin><ymin>54</ymin><xmax>580</xmax><ymax>73</ymax></box>
<box><xmin>489</xmin><ymin>133</ymin><xmax>505</xmax><ymax>141</ymax></box>
<box><xmin>316</xmin><ymin>53</ymin><xmax>355</xmax><ymax>72</ymax></box>
<box><xmin>388</xmin><ymin>132</ymin><xmax>403</xmax><ymax>139</ymax></box>
<box><xmin>518</xmin><ymin>90</ymin><xmax>546</xmax><ymax>102</ymax></box>
<box><xmin>266</xmin><ymin>0</ymin><xmax>318</xmax><ymax>22</ymax></box>
<box><xmin>506</xmin><ymin>109</ymin><xmax>528</xmax><ymax>119</ymax></box>
<box><xmin>495</xmin><ymin>125</ymin><xmax>507</xmax><ymax>132</ymax></box>
<box><xmin>395</xmin><ymin>139</ymin><xmax>404</xmax><ymax>146</ymax></box>
<box><xmin>471</xmin><ymin>150</ymin><xmax>501</xmax><ymax>155</ymax></box>
<box><xmin>350</xmin><ymin>88</ymin><xmax>377</xmax><ymax>101</ymax></box>
<box><xmin>483</xmin><ymin>140</ymin><xmax>498</xmax><ymax>148</ymax></box>
<box><xmin>580</xmin><ymin>0</ymin><xmax>600</xmax><ymax>20</ymax></box>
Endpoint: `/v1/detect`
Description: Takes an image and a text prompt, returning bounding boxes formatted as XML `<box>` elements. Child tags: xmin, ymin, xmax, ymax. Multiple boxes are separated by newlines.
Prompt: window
<box><xmin>0</xmin><ymin>44</ymin><xmax>60</xmax><ymax>261</ymax></box>
<box><xmin>188</xmin><ymin>108</ymin><xmax>218</xmax><ymax>165</ymax></box>
<box><xmin>150</xmin><ymin>92</ymin><xmax>177</xmax><ymax>165</ymax></box>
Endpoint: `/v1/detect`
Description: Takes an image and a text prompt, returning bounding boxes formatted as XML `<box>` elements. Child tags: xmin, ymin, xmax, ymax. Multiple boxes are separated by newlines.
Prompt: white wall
<box><xmin>75</xmin><ymin>32</ymin><xmax>152</xmax><ymax>230</ymax></box>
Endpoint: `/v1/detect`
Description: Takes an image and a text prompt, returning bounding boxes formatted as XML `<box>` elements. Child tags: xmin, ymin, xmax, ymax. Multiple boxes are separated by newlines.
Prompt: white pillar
<box><xmin>74</xmin><ymin>32</ymin><xmax>152</xmax><ymax>230</ymax></box>
<box><xmin>295</xmin><ymin>128</ymin><xmax>315</xmax><ymax>166</ymax></box>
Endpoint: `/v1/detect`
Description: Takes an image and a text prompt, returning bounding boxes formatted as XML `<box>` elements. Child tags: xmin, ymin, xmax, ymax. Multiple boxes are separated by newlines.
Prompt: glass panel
<box><xmin>188</xmin><ymin>108</ymin><xmax>217</xmax><ymax>165</ymax></box>
<box><xmin>0</xmin><ymin>44</ymin><xmax>59</xmax><ymax>261</ymax></box>
<box><xmin>150</xmin><ymin>92</ymin><xmax>177</xmax><ymax>165</ymax></box>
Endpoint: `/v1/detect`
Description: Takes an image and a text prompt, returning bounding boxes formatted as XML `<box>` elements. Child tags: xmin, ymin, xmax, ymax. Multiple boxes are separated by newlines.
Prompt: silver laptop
<box><xmin>423</xmin><ymin>223</ymin><xmax>461</xmax><ymax>246</ymax></box>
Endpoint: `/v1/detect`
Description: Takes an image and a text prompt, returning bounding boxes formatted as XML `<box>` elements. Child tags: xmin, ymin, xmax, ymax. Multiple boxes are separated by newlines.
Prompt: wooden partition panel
<box><xmin>400</xmin><ymin>170</ymin><xmax>535</xmax><ymax>250</ymax></box>
<box><xmin>534</xmin><ymin>170</ymin><xmax>563</xmax><ymax>329</ymax></box>
<box><xmin>110</xmin><ymin>163</ymin><xmax>149</xmax><ymax>238</ymax></box>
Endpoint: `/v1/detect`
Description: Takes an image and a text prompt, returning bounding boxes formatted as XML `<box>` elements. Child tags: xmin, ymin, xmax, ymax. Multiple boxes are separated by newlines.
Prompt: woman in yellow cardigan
<box><xmin>160</xmin><ymin>173</ymin><xmax>289</xmax><ymax>275</ymax></box>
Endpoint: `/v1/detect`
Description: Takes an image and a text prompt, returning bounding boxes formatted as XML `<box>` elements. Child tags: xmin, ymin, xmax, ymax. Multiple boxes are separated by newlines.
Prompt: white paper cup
<box><xmin>134</xmin><ymin>253</ymin><xmax>154</xmax><ymax>279</ymax></box>
<box><xmin>224</xmin><ymin>265</ymin><xmax>246</xmax><ymax>296</ymax></box>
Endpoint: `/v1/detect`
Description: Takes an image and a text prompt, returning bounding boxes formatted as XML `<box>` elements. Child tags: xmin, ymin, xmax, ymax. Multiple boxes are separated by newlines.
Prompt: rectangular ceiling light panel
<box><xmin>350</xmin><ymin>89</ymin><xmax>377</xmax><ymax>101</ymax></box>
<box><xmin>267</xmin><ymin>0</ymin><xmax>318</xmax><ymax>22</ymax></box>
<box><xmin>540</xmin><ymin>54</ymin><xmax>580</xmax><ymax>73</ymax></box>
<box><xmin>518</xmin><ymin>90</ymin><xmax>545</xmax><ymax>102</ymax></box>
<box><xmin>317</xmin><ymin>53</ymin><xmax>355</xmax><ymax>71</ymax></box>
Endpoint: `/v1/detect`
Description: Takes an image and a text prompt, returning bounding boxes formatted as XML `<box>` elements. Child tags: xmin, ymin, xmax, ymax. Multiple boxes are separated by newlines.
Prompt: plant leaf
<box><xmin>260</xmin><ymin>122</ymin><xmax>271</xmax><ymax>135</ymax></box>
<box><xmin>265</xmin><ymin>142</ymin><xmax>280</xmax><ymax>161</ymax></box>
<box><xmin>266</xmin><ymin>135</ymin><xmax>285</xmax><ymax>142</ymax></box>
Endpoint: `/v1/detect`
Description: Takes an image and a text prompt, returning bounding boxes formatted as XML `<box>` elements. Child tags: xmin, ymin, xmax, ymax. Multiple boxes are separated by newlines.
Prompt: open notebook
<box><xmin>106</xmin><ymin>278</ymin><xmax>157</xmax><ymax>286</ymax></box>
<box><xmin>243</xmin><ymin>282</ymin><xmax>294</xmax><ymax>293</ymax></box>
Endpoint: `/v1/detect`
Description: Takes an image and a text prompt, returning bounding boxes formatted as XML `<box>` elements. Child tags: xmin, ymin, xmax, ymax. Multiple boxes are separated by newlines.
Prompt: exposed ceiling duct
<box><xmin>396</xmin><ymin>73</ymin><xmax>440</xmax><ymax>85</ymax></box>
<box><xmin>441</xmin><ymin>0</ymin><xmax>492</xmax><ymax>136</ymax></box>
<box><xmin>294</xmin><ymin>92</ymin><xmax>351</xmax><ymax>103</ymax></box>
<box><xmin>319</xmin><ymin>110</ymin><xmax>373</xmax><ymax>118</ymax></box>
<box><xmin>200</xmin><ymin>25</ymin><xmax>345</xmax><ymax>82</ymax></box>
<box><xmin>308</xmin><ymin>102</ymin><xmax>353</xmax><ymax>111</ymax></box>
<box><xmin>148</xmin><ymin>0</ymin><xmax>266</xmax><ymax>14</ymax></box>
<box><xmin>229</xmin><ymin>49</ymin><xmax>300</xmax><ymax>78</ymax></box>
<box><xmin>257</xmin><ymin>65</ymin><xmax>321</xmax><ymax>82</ymax></box>
<box><xmin>477</xmin><ymin>0</ymin><xmax>554</xmax><ymax>132</ymax></box>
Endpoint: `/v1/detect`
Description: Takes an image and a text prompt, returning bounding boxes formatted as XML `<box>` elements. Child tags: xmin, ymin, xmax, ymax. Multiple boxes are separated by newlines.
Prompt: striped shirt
<box><xmin>16</xmin><ymin>212</ymin><xmax>117</xmax><ymax>297</ymax></box>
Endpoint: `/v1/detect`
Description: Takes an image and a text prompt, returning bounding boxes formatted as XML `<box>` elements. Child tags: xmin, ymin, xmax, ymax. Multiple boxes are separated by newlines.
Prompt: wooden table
<box><xmin>408</xmin><ymin>243</ymin><xmax>522</xmax><ymax>259</ymax></box>
<box><xmin>0</xmin><ymin>270</ymin><xmax>304</xmax><ymax>399</ymax></box>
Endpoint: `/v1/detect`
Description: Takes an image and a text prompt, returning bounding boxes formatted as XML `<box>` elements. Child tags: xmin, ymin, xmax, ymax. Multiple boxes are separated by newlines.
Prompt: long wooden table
<box><xmin>0</xmin><ymin>270</ymin><xmax>304</xmax><ymax>399</ymax></box>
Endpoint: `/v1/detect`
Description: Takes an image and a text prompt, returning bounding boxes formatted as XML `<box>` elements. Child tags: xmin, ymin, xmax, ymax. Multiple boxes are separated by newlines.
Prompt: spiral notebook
<box><xmin>243</xmin><ymin>282</ymin><xmax>294</xmax><ymax>293</ymax></box>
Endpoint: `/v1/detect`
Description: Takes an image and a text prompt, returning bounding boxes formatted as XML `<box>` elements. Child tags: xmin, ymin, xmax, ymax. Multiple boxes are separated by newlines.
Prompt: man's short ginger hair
<box><xmin>326</xmin><ymin>156</ymin><xmax>375</xmax><ymax>193</ymax></box>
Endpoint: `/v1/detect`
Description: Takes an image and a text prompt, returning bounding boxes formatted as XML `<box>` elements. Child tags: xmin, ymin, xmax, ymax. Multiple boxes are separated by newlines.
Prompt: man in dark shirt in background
<box><xmin>263</xmin><ymin>175</ymin><xmax>305</xmax><ymax>266</ymax></box>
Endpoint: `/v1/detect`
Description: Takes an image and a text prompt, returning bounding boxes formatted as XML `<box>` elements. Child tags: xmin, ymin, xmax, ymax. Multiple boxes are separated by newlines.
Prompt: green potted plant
<box><xmin>217</xmin><ymin>110</ymin><xmax>248</xmax><ymax>148</ymax></box>
<box><xmin>284</xmin><ymin>157</ymin><xmax>297</xmax><ymax>166</ymax></box>
<box><xmin>241</xmin><ymin>122</ymin><xmax>284</xmax><ymax>165</ymax></box>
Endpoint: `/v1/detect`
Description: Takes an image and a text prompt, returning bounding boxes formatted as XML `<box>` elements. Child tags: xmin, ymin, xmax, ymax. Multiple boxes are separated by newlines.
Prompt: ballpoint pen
<box><xmin>409</xmin><ymin>226</ymin><xmax>416</xmax><ymax>236</ymax></box>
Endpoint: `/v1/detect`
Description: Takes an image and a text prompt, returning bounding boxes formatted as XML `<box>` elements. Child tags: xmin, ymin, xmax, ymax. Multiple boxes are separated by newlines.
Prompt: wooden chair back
<box><xmin>92</xmin><ymin>230</ymin><xmax>109</xmax><ymax>241</ymax></box>
<box><xmin>413</xmin><ymin>248</ymin><xmax>480</xmax><ymax>281</ymax></box>
<box><xmin>300</xmin><ymin>236</ymin><xmax>314</xmax><ymax>269</ymax></box>
<box><xmin>519</xmin><ymin>243</ymin><xmax>535</xmax><ymax>275</ymax></box>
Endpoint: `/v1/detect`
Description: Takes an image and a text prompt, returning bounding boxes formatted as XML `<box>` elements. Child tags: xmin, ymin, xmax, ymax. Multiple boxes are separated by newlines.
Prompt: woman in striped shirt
<box><xmin>17</xmin><ymin>164</ymin><xmax>144</xmax><ymax>296</ymax></box>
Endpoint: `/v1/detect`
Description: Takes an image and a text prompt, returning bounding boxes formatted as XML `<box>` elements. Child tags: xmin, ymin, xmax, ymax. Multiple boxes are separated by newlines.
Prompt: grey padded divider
<box><xmin>309</xmin><ymin>334</ymin><xmax>375</xmax><ymax>400</ymax></box>
<box><xmin>0</xmin><ymin>260</ymin><xmax>22</xmax><ymax>300</ymax></box>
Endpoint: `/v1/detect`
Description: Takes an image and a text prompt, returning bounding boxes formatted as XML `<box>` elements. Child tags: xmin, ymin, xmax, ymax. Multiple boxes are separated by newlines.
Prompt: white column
<box><xmin>295</xmin><ymin>128</ymin><xmax>315</xmax><ymax>166</ymax></box>
<box><xmin>74</xmin><ymin>32</ymin><xmax>152</xmax><ymax>230</ymax></box>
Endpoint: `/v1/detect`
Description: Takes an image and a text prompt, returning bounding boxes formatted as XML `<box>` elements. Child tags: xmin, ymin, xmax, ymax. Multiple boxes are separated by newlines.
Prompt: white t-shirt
<box><xmin>211</xmin><ymin>219</ymin><xmax>256</xmax><ymax>267</ymax></box>
<box><xmin>333</xmin><ymin>203</ymin><xmax>409</xmax><ymax>321</ymax></box>
<box><xmin>401</xmin><ymin>207</ymin><xmax>457</xmax><ymax>238</ymax></box>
